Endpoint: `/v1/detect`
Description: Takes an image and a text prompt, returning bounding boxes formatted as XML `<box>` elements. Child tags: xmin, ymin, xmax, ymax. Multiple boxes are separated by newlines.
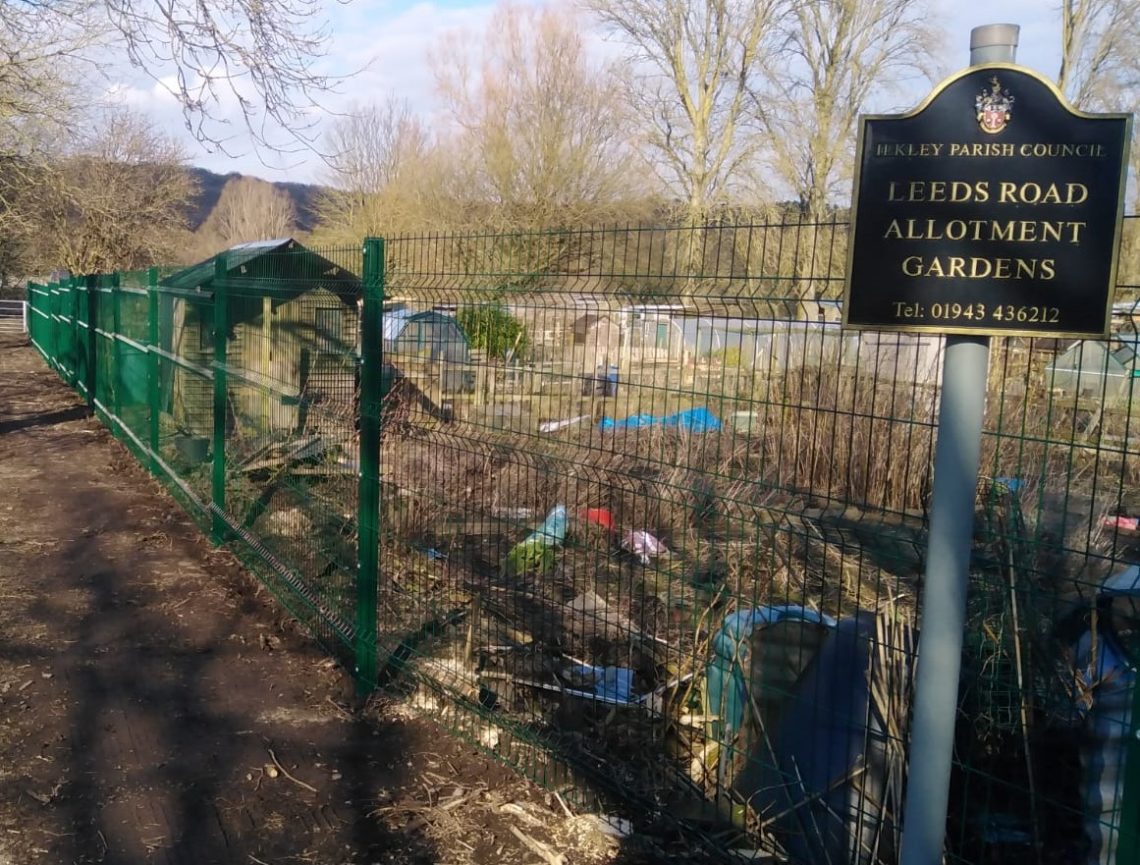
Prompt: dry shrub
<box><xmin>981</xmin><ymin>342</ymin><xmax>1140</xmax><ymax>591</ymax></box>
<box><xmin>748</xmin><ymin>365</ymin><xmax>938</xmax><ymax>514</ymax></box>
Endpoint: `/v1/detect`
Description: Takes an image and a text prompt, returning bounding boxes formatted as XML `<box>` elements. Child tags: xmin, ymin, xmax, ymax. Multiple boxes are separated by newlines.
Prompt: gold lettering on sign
<box><xmin>874</xmin><ymin>121</ymin><xmax>1108</xmax><ymax>298</ymax></box>
<box><xmin>939</xmin><ymin>142</ymin><xmax>1104</xmax><ymax>158</ymax></box>
<box><xmin>881</xmin><ymin>218</ymin><xmax>1086</xmax><ymax>244</ymax></box>
<box><xmin>887</xmin><ymin>180</ymin><xmax>990</xmax><ymax>202</ymax></box>
<box><xmin>900</xmin><ymin>256</ymin><xmax>1057</xmax><ymax>279</ymax></box>
<box><xmin>996</xmin><ymin>182</ymin><xmax>1089</xmax><ymax>204</ymax></box>
<box><xmin>888</xmin><ymin>179</ymin><xmax>1088</xmax><ymax>207</ymax></box>
<box><xmin>990</xmin><ymin>221</ymin><xmax>1014</xmax><ymax>242</ymax></box>
<box><xmin>875</xmin><ymin>143</ymin><xmax>946</xmax><ymax>157</ymax></box>
<box><xmin>1017</xmin><ymin>143</ymin><xmax>1107</xmax><ymax>158</ymax></box>
<box><xmin>948</xmin><ymin>142</ymin><xmax>1016</xmax><ymax>157</ymax></box>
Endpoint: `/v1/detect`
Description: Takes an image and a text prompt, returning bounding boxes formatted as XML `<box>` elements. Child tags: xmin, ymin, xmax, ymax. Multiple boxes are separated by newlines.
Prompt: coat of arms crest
<box><xmin>975</xmin><ymin>76</ymin><xmax>1014</xmax><ymax>134</ymax></box>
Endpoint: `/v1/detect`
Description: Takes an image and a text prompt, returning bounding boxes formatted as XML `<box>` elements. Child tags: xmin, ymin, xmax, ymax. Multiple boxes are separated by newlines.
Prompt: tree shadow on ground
<box><xmin>0</xmin><ymin>405</ymin><xmax>91</xmax><ymax>435</ymax></box>
<box><xmin>0</xmin><ymin>480</ymin><xmax>439</xmax><ymax>865</ymax></box>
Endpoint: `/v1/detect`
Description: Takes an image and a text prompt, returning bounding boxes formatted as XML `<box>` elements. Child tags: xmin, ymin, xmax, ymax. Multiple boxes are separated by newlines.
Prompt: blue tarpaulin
<box><xmin>599</xmin><ymin>407</ymin><xmax>722</xmax><ymax>433</ymax></box>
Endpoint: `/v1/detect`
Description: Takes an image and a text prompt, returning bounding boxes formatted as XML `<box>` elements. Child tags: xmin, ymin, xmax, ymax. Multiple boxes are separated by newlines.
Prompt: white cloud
<box><xmin>319</xmin><ymin>3</ymin><xmax>501</xmax><ymax>110</ymax></box>
<box><xmin>102</xmin><ymin>78</ymin><xmax>181</xmax><ymax>111</ymax></box>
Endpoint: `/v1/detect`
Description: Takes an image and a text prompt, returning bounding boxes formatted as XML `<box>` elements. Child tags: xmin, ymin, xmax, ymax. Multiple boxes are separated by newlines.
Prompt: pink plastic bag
<box><xmin>622</xmin><ymin>530</ymin><xmax>668</xmax><ymax>565</ymax></box>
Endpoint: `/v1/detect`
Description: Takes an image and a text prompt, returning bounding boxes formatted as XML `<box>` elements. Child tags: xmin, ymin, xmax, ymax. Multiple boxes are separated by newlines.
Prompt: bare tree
<box><xmin>96</xmin><ymin>0</ymin><xmax>337</xmax><ymax>154</ymax></box>
<box><xmin>30</xmin><ymin>108</ymin><xmax>197</xmax><ymax>274</ymax></box>
<box><xmin>431</xmin><ymin>1</ymin><xmax>640</xmax><ymax>228</ymax></box>
<box><xmin>314</xmin><ymin>97</ymin><xmax>432</xmax><ymax>242</ymax></box>
<box><xmin>1</xmin><ymin>0</ymin><xmax>336</xmax><ymax>159</ymax></box>
<box><xmin>582</xmin><ymin>0</ymin><xmax>789</xmax><ymax>226</ymax></box>
<box><xmin>199</xmin><ymin>176</ymin><xmax>297</xmax><ymax>250</ymax></box>
<box><xmin>1057</xmin><ymin>0</ymin><xmax>1140</xmax><ymax>212</ymax></box>
<box><xmin>0</xmin><ymin>0</ymin><xmax>344</xmax><ymax>276</ymax></box>
<box><xmin>0</xmin><ymin>3</ymin><xmax>103</xmax><ymax>240</ymax></box>
<box><xmin>731</xmin><ymin>0</ymin><xmax>939</xmax><ymax>317</ymax></box>
<box><xmin>0</xmin><ymin>6</ymin><xmax>96</xmax><ymax>134</ymax></box>
<box><xmin>1058</xmin><ymin>0</ymin><xmax>1140</xmax><ymax>109</ymax></box>
<box><xmin>326</xmin><ymin>98</ymin><xmax>429</xmax><ymax>195</ymax></box>
<box><xmin>759</xmin><ymin>0</ymin><xmax>939</xmax><ymax>221</ymax></box>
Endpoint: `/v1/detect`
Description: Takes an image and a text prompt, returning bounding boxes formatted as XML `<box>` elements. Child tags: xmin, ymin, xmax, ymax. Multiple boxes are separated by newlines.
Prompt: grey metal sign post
<box><xmin>898</xmin><ymin>24</ymin><xmax>1017</xmax><ymax>865</ymax></box>
<box><xmin>898</xmin><ymin>336</ymin><xmax>991</xmax><ymax>865</ymax></box>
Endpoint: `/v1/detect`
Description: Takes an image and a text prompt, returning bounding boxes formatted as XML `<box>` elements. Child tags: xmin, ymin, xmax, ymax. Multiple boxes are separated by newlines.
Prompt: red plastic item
<box><xmin>581</xmin><ymin>508</ymin><xmax>615</xmax><ymax>532</ymax></box>
<box><xmin>1103</xmin><ymin>515</ymin><xmax>1140</xmax><ymax>532</ymax></box>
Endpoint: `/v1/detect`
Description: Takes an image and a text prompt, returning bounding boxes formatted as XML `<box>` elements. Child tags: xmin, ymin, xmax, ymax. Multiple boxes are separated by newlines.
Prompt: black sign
<box><xmin>843</xmin><ymin>64</ymin><xmax>1131</xmax><ymax>337</ymax></box>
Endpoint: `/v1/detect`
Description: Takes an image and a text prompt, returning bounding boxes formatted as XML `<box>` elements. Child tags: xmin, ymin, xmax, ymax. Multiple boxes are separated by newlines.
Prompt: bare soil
<box><xmin>0</xmin><ymin>332</ymin><xmax>627</xmax><ymax>865</ymax></box>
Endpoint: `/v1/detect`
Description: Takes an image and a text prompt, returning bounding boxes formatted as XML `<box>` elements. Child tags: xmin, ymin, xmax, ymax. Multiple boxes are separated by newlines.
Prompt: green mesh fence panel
<box><xmin>372</xmin><ymin>220</ymin><xmax>1140</xmax><ymax>864</ymax></box>
<box><xmin>212</xmin><ymin>242</ymin><xmax>364</xmax><ymax>655</ymax></box>
<box><xmin>23</xmin><ymin>216</ymin><xmax>1140</xmax><ymax>865</ymax></box>
<box><xmin>26</xmin><ymin>283</ymin><xmax>51</xmax><ymax>361</ymax></box>
<box><xmin>112</xmin><ymin>271</ymin><xmax>153</xmax><ymax>459</ymax></box>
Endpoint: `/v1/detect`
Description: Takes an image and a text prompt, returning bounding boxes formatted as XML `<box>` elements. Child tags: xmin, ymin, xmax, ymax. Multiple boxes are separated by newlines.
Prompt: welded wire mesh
<box><xmin>26</xmin><ymin>283</ymin><xmax>49</xmax><ymax>356</ymax></box>
<box><xmin>375</xmin><ymin>219</ymin><xmax>1139</xmax><ymax>864</ymax></box>
<box><xmin>215</xmin><ymin>243</ymin><xmax>363</xmax><ymax>651</ymax></box>
<box><xmin>27</xmin><ymin>243</ymin><xmax>367</xmax><ymax>662</ymax></box>
<box><xmin>21</xmin><ymin>216</ymin><xmax>1140</xmax><ymax>865</ymax></box>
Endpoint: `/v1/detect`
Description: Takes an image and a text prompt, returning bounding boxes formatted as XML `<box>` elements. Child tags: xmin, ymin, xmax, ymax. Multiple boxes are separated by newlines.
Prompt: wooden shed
<box><xmin>569</xmin><ymin>312</ymin><xmax>621</xmax><ymax>369</ymax></box>
<box><xmin>160</xmin><ymin>238</ymin><xmax>361</xmax><ymax>438</ymax></box>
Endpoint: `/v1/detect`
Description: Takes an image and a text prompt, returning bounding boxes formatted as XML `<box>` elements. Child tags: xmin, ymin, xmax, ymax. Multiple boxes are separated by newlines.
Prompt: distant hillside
<box><xmin>186</xmin><ymin>168</ymin><xmax>326</xmax><ymax>233</ymax></box>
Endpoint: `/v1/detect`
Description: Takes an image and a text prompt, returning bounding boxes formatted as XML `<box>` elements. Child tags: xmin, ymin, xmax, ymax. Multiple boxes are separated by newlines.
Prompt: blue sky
<box><xmin>105</xmin><ymin>0</ymin><xmax>1070</xmax><ymax>185</ymax></box>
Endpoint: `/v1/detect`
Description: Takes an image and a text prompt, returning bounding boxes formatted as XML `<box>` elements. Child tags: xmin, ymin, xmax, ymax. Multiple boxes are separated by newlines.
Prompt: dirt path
<box><xmin>0</xmin><ymin>333</ymin><xmax>624</xmax><ymax>865</ymax></box>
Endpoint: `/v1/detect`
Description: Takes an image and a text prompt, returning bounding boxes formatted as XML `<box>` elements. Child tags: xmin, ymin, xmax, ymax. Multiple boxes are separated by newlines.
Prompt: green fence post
<box><xmin>23</xmin><ymin>283</ymin><xmax>32</xmax><ymax>351</ymax></box>
<box><xmin>57</xmin><ymin>279</ymin><xmax>66</xmax><ymax>378</ymax></box>
<box><xmin>211</xmin><ymin>253</ymin><xmax>228</xmax><ymax>544</ymax></box>
<box><xmin>42</xmin><ymin>282</ymin><xmax>50</xmax><ymax>365</ymax></box>
<box><xmin>71</xmin><ymin>276</ymin><xmax>82</xmax><ymax>389</ymax></box>
<box><xmin>48</xmin><ymin>281</ymin><xmax>58</xmax><ymax>374</ymax></box>
<box><xmin>1117</xmin><ymin>678</ymin><xmax>1140</xmax><ymax>864</ymax></box>
<box><xmin>57</xmin><ymin>278</ymin><xmax>68</xmax><ymax>384</ymax></box>
<box><xmin>355</xmin><ymin>237</ymin><xmax>384</xmax><ymax>693</ymax></box>
<box><xmin>66</xmin><ymin>276</ymin><xmax>78</xmax><ymax>388</ymax></box>
<box><xmin>45</xmin><ymin>281</ymin><xmax>52</xmax><ymax>372</ymax></box>
<box><xmin>47</xmin><ymin>281</ymin><xmax>55</xmax><ymax>364</ymax></box>
<box><xmin>110</xmin><ymin>271</ymin><xmax>123</xmax><ymax>437</ymax></box>
<box><xmin>85</xmin><ymin>274</ymin><xmax>98</xmax><ymax>406</ymax></box>
<box><xmin>24</xmin><ymin>283</ymin><xmax>33</xmax><ymax>352</ymax></box>
<box><xmin>56</xmin><ymin>278</ymin><xmax>65</xmax><ymax>382</ymax></box>
<box><xmin>55</xmin><ymin>280</ymin><xmax>64</xmax><ymax>377</ymax></box>
<box><xmin>147</xmin><ymin>267</ymin><xmax>161</xmax><ymax>475</ymax></box>
<box><xmin>71</xmin><ymin>277</ymin><xmax>83</xmax><ymax>397</ymax></box>
<box><xmin>94</xmin><ymin>275</ymin><xmax>108</xmax><ymax>420</ymax></box>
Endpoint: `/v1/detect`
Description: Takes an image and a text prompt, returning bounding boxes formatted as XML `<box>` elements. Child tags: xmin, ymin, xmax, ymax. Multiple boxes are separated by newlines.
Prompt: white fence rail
<box><xmin>0</xmin><ymin>299</ymin><xmax>26</xmax><ymax>333</ymax></box>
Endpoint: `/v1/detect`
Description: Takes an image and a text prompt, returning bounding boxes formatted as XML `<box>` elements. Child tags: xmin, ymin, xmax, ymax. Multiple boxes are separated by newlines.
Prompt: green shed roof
<box><xmin>161</xmin><ymin>238</ymin><xmax>361</xmax><ymax>297</ymax></box>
